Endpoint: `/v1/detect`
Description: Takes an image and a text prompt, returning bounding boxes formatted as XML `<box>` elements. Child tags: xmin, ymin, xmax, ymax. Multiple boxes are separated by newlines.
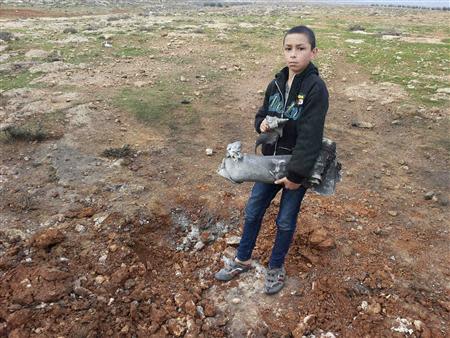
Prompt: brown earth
<box><xmin>0</xmin><ymin>4</ymin><xmax>449</xmax><ymax>338</ymax></box>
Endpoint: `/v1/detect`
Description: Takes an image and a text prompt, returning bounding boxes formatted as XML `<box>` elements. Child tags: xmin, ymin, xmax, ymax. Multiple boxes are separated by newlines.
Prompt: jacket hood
<box><xmin>275</xmin><ymin>62</ymin><xmax>319</xmax><ymax>83</ymax></box>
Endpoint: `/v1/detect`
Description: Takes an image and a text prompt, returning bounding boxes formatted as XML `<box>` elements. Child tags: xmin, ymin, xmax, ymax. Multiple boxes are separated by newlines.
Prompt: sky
<box><xmin>310</xmin><ymin>0</ymin><xmax>449</xmax><ymax>6</ymax></box>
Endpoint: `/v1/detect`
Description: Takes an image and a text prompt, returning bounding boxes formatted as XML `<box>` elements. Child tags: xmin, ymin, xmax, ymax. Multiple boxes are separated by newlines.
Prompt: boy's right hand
<box><xmin>260</xmin><ymin>119</ymin><xmax>270</xmax><ymax>133</ymax></box>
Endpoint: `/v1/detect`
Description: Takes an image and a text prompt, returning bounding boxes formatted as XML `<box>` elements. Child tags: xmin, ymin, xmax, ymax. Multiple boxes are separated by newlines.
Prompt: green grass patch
<box><xmin>0</xmin><ymin>71</ymin><xmax>43</xmax><ymax>91</ymax></box>
<box><xmin>343</xmin><ymin>32</ymin><xmax>450</xmax><ymax>106</ymax></box>
<box><xmin>113</xmin><ymin>80</ymin><xmax>199</xmax><ymax>130</ymax></box>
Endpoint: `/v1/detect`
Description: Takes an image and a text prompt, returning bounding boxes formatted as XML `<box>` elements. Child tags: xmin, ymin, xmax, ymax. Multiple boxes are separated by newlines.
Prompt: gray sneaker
<box><xmin>215</xmin><ymin>259</ymin><xmax>251</xmax><ymax>281</ymax></box>
<box><xmin>264</xmin><ymin>266</ymin><xmax>286</xmax><ymax>294</ymax></box>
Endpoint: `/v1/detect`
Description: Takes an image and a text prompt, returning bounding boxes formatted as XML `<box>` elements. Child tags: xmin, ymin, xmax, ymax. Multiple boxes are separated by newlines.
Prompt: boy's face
<box><xmin>283</xmin><ymin>33</ymin><xmax>317</xmax><ymax>74</ymax></box>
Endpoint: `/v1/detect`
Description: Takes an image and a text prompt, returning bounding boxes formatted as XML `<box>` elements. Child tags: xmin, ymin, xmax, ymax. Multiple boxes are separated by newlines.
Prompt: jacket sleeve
<box><xmin>254</xmin><ymin>82</ymin><xmax>273</xmax><ymax>134</ymax></box>
<box><xmin>286</xmin><ymin>81</ymin><xmax>329</xmax><ymax>184</ymax></box>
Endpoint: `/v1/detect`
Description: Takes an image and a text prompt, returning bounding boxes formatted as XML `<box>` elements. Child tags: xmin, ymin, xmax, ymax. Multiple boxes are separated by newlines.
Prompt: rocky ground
<box><xmin>0</xmin><ymin>3</ymin><xmax>449</xmax><ymax>338</ymax></box>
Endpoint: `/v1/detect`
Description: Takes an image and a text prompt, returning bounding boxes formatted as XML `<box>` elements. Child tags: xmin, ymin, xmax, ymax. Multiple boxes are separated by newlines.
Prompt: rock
<box><xmin>25</xmin><ymin>49</ymin><xmax>49</xmax><ymax>59</ymax></box>
<box><xmin>194</xmin><ymin>241</ymin><xmax>205</xmax><ymax>251</ymax></box>
<box><xmin>351</xmin><ymin>120</ymin><xmax>375</xmax><ymax>129</ymax></box>
<box><xmin>345</xmin><ymin>39</ymin><xmax>364</xmax><ymax>44</ymax></box>
<box><xmin>424</xmin><ymin>191</ymin><xmax>435</xmax><ymax>200</ymax></box>
<box><xmin>166</xmin><ymin>318</ymin><xmax>186</xmax><ymax>337</ymax></box>
<box><xmin>309</xmin><ymin>228</ymin><xmax>328</xmax><ymax>245</ymax></box>
<box><xmin>30</xmin><ymin>228</ymin><xmax>65</xmax><ymax>249</ymax></box>
<box><xmin>388</xmin><ymin>210</ymin><xmax>398</xmax><ymax>216</ymax></box>
<box><xmin>0</xmin><ymin>31</ymin><xmax>15</xmax><ymax>42</ymax></box>
<box><xmin>184</xmin><ymin>300</ymin><xmax>197</xmax><ymax>316</ymax></box>
<box><xmin>181</xmin><ymin>99</ymin><xmax>191</xmax><ymax>104</ymax></box>
<box><xmin>360</xmin><ymin>300</ymin><xmax>369</xmax><ymax>311</ymax></box>
<box><xmin>225</xmin><ymin>235</ymin><xmax>241</xmax><ymax>246</ymax></box>
<box><xmin>174</xmin><ymin>293</ymin><xmax>187</xmax><ymax>307</ymax></box>
<box><xmin>196</xmin><ymin>305</ymin><xmax>205</xmax><ymax>319</ymax></box>
<box><xmin>95</xmin><ymin>275</ymin><xmax>106</xmax><ymax>284</ymax></box>
<box><xmin>180</xmin><ymin>76</ymin><xmax>187</xmax><ymax>82</ymax></box>
<box><xmin>367</xmin><ymin>302</ymin><xmax>382</xmax><ymax>315</ymax></box>
<box><xmin>231</xmin><ymin>298</ymin><xmax>241</xmax><ymax>304</ymax></box>
<box><xmin>309</xmin><ymin>228</ymin><xmax>335</xmax><ymax>250</ymax></box>
<box><xmin>413</xmin><ymin>320</ymin><xmax>423</xmax><ymax>331</ymax></box>
<box><xmin>436</xmin><ymin>87</ymin><xmax>450</xmax><ymax>94</ymax></box>
<box><xmin>205</xmin><ymin>148</ymin><xmax>213</xmax><ymax>156</ymax></box>
<box><xmin>75</xmin><ymin>224</ymin><xmax>86</xmax><ymax>233</ymax></box>
<box><xmin>63</xmin><ymin>27</ymin><xmax>78</xmax><ymax>34</ymax></box>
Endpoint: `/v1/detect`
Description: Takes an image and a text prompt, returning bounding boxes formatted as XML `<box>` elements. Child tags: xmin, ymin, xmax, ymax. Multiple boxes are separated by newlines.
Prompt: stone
<box><xmin>166</xmin><ymin>318</ymin><xmax>186</xmax><ymax>337</ymax></box>
<box><xmin>184</xmin><ymin>300</ymin><xmax>196</xmax><ymax>316</ymax></box>
<box><xmin>63</xmin><ymin>27</ymin><xmax>77</xmax><ymax>34</ymax></box>
<box><xmin>436</xmin><ymin>87</ymin><xmax>450</xmax><ymax>94</ymax></box>
<box><xmin>0</xmin><ymin>31</ymin><xmax>15</xmax><ymax>41</ymax></box>
<box><xmin>231</xmin><ymin>298</ymin><xmax>241</xmax><ymax>304</ymax></box>
<box><xmin>413</xmin><ymin>320</ymin><xmax>423</xmax><ymax>331</ymax></box>
<box><xmin>225</xmin><ymin>235</ymin><xmax>241</xmax><ymax>246</ymax></box>
<box><xmin>75</xmin><ymin>224</ymin><xmax>86</xmax><ymax>233</ymax></box>
<box><xmin>194</xmin><ymin>241</ymin><xmax>205</xmax><ymax>251</ymax></box>
<box><xmin>367</xmin><ymin>302</ymin><xmax>382</xmax><ymax>315</ymax></box>
<box><xmin>351</xmin><ymin>120</ymin><xmax>375</xmax><ymax>129</ymax></box>
<box><xmin>205</xmin><ymin>148</ymin><xmax>213</xmax><ymax>156</ymax></box>
<box><xmin>309</xmin><ymin>228</ymin><xmax>328</xmax><ymax>245</ymax></box>
<box><xmin>25</xmin><ymin>49</ymin><xmax>49</xmax><ymax>59</ymax></box>
<box><xmin>95</xmin><ymin>275</ymin><xmax>106</xmax><ymax>284</ymax></box>
<box><xmin>30</xmin><ymin>228</ymin><xmax>65</xmax><ymax>249</ymax></box>
<box><xmin>388</xmin><ymin>210</ymin><xmax>398</xmax><ymax>216</ymax></box>
<box><xmin>424</xmin><ymin>191</ymin><xmax>435</xmax><ymax>200</ymax></box>
<box><xmin>196</xmin><ymin>305</ymin><xmax>205</xmax><ymax>319</ymax></box>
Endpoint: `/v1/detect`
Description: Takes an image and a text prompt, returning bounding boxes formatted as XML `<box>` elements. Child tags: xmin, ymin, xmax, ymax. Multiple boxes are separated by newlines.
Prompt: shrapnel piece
<box><xmin>218</xmin><ymin>138</ymin><xmax>342</xmax><ymax>195</ymax></box>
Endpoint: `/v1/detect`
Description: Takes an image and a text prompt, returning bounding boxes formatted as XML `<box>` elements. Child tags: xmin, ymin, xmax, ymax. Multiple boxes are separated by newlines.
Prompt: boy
<box><xmin>215</xmin><ymin>26</ymin><xmax>329</xmax><ymax>294</ymax></box>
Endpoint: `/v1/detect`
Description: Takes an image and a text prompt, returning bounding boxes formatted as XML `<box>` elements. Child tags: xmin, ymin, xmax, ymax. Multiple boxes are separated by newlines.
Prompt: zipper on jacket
<box><xmin>274</xmin><ymin>79</ymin><xmax>291</xmax><ymax>156</ymax></box>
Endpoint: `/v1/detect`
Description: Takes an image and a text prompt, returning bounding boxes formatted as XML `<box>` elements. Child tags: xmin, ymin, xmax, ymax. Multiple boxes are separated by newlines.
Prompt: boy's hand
<box><xmin>260</xmin><ymin>119</ymin><xmax>270</xmax><ymax>133</ymax></box>
<box><xmin>274</xmin><ymin>177</ymin><xmax>301</xmax><ymax>190</ymax></box>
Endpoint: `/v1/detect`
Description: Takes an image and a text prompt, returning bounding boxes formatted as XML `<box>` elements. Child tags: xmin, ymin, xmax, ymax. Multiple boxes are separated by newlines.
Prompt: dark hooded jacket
<box><xmin>255</xmin><ymin>62</ymin><xmax>329</xmax><ymax>184</ymax></box>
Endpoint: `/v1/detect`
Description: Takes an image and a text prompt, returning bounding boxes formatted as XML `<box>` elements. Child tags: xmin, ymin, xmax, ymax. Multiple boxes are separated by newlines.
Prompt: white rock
<box><xmin>25</xmin><ymin>49</ymin><xmax>49</xmax><ymax>59</ymax></box>
<box><xmin>194</xmin><ymin>241</ymin><xmax>205</xmax><ymax>251</ymax></box>
<box><xmin>205</xmin><ymin>148</ymin><xmax>213</xmax><ymax>156</ymax></box>
<box><xmin>231</xmin><ymin>298</ymin><xmax>241</xmax><ymax>304</ymax></box>
<box><xmin>360</xmin><ymin>300</ymin><xmax>369</xmax><ymax>311</ymax></box>
<box><xmin>225</xmin><ymin>236</ymin><xmax>241</xmax><ymax>246</ymax></box>
<box><xmin>436</xmin><ymin>87</ymin><xmax>450</xmax><ymax>94</ymax></box>
<box><xmin>345</xmin><ymin>39</ymin><xmax>364</xmax><ymax>44</ymax></box>
<box><xmin>75</xmin><ymin>224</ymin><xmax>86</xmax><ymax>233</ymax></box>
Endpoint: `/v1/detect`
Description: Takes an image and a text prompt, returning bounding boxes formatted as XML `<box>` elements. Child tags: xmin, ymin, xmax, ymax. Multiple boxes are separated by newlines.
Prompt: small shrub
<box><xmin>102</xmin><ymin>144</ymin><xmax>135</xmax><ymax>158</ymax></box>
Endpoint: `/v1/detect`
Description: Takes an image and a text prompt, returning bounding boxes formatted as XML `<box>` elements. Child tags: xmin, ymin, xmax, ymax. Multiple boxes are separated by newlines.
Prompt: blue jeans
<box><xmin>236</xmin><ymin>182</ymin><xmax>307</xmax><ymax>269</ymax></box>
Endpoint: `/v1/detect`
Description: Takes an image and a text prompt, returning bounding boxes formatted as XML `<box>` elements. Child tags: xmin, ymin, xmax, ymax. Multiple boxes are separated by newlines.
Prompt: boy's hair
<box><xmin>283</xmin><ymin>25</ymin><xmax>316</xmax><ymax>49</ymax></box>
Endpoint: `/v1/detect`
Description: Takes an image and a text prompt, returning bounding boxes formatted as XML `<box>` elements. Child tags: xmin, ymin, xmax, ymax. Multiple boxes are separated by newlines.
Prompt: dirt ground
<box><xmin>0</xmin><ymin>4</ymin><xmax>449</xmax><ymax>338</ymax></box>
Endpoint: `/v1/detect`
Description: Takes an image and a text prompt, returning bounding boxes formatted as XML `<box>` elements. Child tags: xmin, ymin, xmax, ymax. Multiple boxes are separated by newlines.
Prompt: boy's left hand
<box><xmin>274</xmin><ymin>177</ymin><xmax>301</xmax><ymax>190</ymax></box>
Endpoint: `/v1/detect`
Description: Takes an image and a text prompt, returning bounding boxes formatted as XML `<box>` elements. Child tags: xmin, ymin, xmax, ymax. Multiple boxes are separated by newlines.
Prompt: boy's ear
<box><xmin>311</xmin><ymin>47</ymin><xmax>319</xmax><ymax>59</ymax></box>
